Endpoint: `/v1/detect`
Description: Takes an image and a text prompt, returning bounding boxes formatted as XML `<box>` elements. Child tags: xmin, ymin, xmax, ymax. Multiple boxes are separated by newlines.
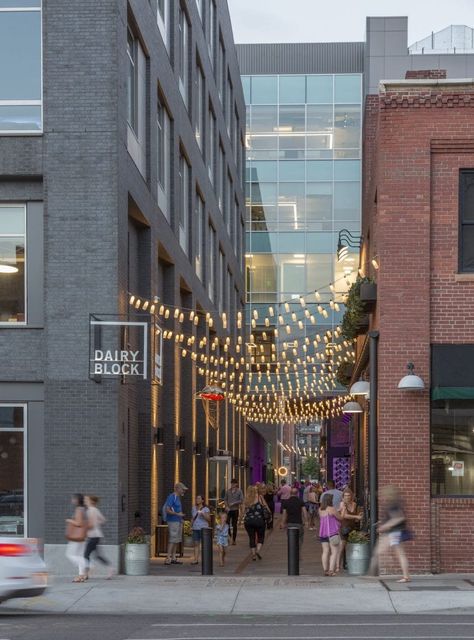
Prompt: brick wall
<box><xmin>364</xmin><ymin>81</ymin><xmax>474</xmax><ymax>573</ymax></box>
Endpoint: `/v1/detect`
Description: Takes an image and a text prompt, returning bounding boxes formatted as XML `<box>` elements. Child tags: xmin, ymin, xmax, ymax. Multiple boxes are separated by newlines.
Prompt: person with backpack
<box><xmin>243</xmin><ymin>485</ymin><xmax>270</xmax><ymax>561</ymax></box>
<box><xmin>162</xmin><ymin>482</ymin><xmax>187</xmax><ymax>565</ymax></box>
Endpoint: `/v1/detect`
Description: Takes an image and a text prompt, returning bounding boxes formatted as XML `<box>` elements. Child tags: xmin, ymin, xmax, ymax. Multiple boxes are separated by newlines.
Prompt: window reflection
<box><xmin>0</xmin><ymin>406</ymin><xmax>24</xmax><ymax>537</ymax></box>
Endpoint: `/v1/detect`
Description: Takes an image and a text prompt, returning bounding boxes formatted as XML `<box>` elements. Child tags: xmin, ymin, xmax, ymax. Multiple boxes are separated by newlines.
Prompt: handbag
<box><xmin>329</xmin><ymin>533</ymin><xmax>341</xmax><ymax>545</ymax></box>
<box><xmin>65</xmin><ymin>521</ymin><xmax>87</xmax><ymax>542</ymax></box>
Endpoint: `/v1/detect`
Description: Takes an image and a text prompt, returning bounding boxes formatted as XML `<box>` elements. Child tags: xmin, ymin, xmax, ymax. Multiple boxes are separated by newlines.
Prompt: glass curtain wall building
<box><xmin>241</xmin><ymin>72</ymin><xmax>362</xmax><ymax>385</ymax></box>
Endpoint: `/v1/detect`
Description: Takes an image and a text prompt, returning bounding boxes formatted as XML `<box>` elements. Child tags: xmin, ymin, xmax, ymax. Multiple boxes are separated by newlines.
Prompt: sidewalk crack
<box><xmin>64</xmin><ymin>585</ymin><xmax>94</xmax><ymax>613</ymax></box>
<box><xmin>229</xmin><ymin>579</ymin><xmax>245</xmax><ymax>614</ymax></box>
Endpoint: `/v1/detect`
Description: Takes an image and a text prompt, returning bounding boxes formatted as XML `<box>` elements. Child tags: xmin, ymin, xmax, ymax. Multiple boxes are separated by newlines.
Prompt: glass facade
<box><xmin>243</xmin><ymin>73</ymin><xmax>362</xmax><ymax>381</ymax></box>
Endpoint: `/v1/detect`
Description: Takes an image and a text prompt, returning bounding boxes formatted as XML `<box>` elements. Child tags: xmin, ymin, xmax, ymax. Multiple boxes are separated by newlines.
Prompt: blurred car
<box><xmin>0</xmin><ymin>538</ymin><xmax>47</xmax><ymax>604</ymax></box>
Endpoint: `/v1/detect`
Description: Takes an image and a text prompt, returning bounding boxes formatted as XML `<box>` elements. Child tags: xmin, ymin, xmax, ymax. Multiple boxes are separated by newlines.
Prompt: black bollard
<box><xmin>287</xmin><ymin>526</ymin><xmax>300</xmax><ymax>576</ymax></box>
<box><xmin>201</xmin><ymin>526</ymin><xmax>213</xmax><ymax>576</ymax></box>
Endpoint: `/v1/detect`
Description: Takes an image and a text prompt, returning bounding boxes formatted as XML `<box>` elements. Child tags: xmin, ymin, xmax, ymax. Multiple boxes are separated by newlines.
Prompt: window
<box><xmin>250</xmin><ymin>76</ymin><xmax>277</xmax><ymax>105</ymax></box>
<box><xmin>226</xmin><ymin>269</ymin><xmax>232</xmax><ymax>318</ymax></box>
<box><xmin>127</xmin><ymin>28</ymin><xmax>138</xmax><ymax>133</ymax></box>
<box><xmin>218</xmin><ymin>144</ymin><xmax>225</xmax><ymax>211</ymax></box>
<box><xmin>196</xmin><ymin>193</ymin><xmax>205</xmax><ymax>280</ymax></box>
<box><xmin>0</xmin><ymin>1</ymin><xmax>42</xmax><ymax>133</ymax></box>
<box><xmin>459</xmin><ymin>170</ymin><xmax>474</xmax><ymax>272</ymax></box>
<box><xmin>218</xmin><ymin>37</ymin><xmax>225</xmax><ymax>103</ymax></box>
<box><xmin>219</xmin><ymin>250</ymin><xmax>225</xmax><ymax>314</ymax></box>
<box><xmin>0</xmin><ymin>405</ymin><xmax>25</xmax><ymax>537</ymax></box>
<box><xmin>155</xmin><ymin>0</ymin><xmax>170</xmax><ymax>50</ymax></box>
<box><xmin>234</xmin><ymin>107</ymin><xmax>239</xmax><ymax>163</ymax></box>
<box><xmin>209</xmin><ymin>224</ymin><xmax>216</xmax><ymax>301</ymax></box>
<box><xmin>207</xmin><ymin>0</ymin><xmax>215</xmax><ymax>66</ymax></box>
<box><xmin>226</xmin><ymin>172</ymin><xmax>233</xmax><ymax>235</ymax></box>
<box><xmin>226</xmin><ymin>74</ymin><xmax>233</xmax><ymax>137</ymax></box>
<box><xmin>208</xmin><ymin>106</ymin><xmax>216</xmax><ymax>184</ymax></box>
<box><xmin>0</xmin><ymin>204</ymin><xmax>26</xmax><ymax>323</ymax></box>
<box><xmin>195</xmin><ymin>63</ymin><xmax>204</xmax><ymax>152</ymax></box>
<box><xmin>196</xmin><ymin>0</ymin><xmax>203</xmax><ymax>19</ymax></box>
<box><xmin>157</xmin><ymin>95</ymin><xmax>171</xmax><ymax>220</ymax></box>
<box><xmin>179</xmin><ymin>153</ymin><xmax>190</xmax><ymax>254</ymax></box>
<box><xmin>178</xmin><ymin>6</ymin><xmax>190</xmax><ymax>108</ymax></box>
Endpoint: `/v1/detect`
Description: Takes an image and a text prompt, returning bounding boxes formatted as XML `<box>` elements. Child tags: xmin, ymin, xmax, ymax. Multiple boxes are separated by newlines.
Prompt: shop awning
<box><xmin>432</xmin><ymin>386</ymin><xmax>474</xmax><ymax>400</ymax></box>
<box><xmin>432</xmin><ymin>345</ymin><xmax>474</xmax><ymax>400</ymax></box>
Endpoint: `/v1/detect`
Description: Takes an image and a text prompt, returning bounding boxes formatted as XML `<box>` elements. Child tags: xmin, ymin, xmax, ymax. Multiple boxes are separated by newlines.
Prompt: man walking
<box><xmin>280</xmin><ymin>487</ymin><xmax>308</xmax><ymax>543</ymax></box>
<box><xmin>224</xmin><ymin>478</ymin><xmax>243</xmax><ymax>545</ymax></box>
<box><xmin>321</xmin><ymin>479</ymin><xmax>343</xmax><ymax>510</ymax></box>
<box><xmin>164</xmin><ymin>482</ymin><xmax>187</xmax><ymax>565</ymax></box>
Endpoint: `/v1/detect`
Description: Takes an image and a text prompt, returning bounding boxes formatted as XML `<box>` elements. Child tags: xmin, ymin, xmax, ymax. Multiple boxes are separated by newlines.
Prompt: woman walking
<box><xmin>338</xmin><ymin>488</ymin><xmax>363</xmax><ymax>571</ymax></box>
<box><xmin>319</xmin><ymin>493</ymin><xmax>342</xmax><ymax>576</ymax></box>
<box><xmin>368</xmin><ymin>486</ymin><xmax>411</xmax><ymax>583</ymax></box>
<box><xmin>65</xmin><ymin>493</ymin><xmax>87</xmax><ymax>583</ymax></box>
<box><xmin>83</xmin><ymin>495</ymin><xmax>114</xmax><ymax>579</ymax></box>
<box><xmin>263</xmin><ymin>483</ymin><xmax>276</xmax><ymax>530</ymax></box>
<box><xmin>243</xmin><ymin>485</ymin><xmax>269</xmax><ymax>561</ymax></box>
<box><xmin>191</xmin><ymin>495</ymin><xmax>211</xmax><ymax>565</ymax></box>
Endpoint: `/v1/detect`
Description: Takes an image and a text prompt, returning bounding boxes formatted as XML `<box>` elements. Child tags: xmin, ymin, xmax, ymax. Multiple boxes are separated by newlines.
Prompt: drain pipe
<box><xmin>369</xmin><ymin>330</ymin><xmax>379</xmax><ymax>553</ymax></box>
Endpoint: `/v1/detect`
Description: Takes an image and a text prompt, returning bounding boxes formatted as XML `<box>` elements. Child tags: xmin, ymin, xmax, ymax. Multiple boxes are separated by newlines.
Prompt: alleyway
<box><xmin>151</xmin><ymin>513</ymin><xmax>325</xmax><ymax>577</ymax></box>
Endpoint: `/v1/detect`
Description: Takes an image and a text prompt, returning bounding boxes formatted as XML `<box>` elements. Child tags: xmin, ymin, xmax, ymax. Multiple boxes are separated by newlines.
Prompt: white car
<box><xmin>0</xmin><ymin>538</ymin><xmax>47</xmax><ymax>604</ymax></box>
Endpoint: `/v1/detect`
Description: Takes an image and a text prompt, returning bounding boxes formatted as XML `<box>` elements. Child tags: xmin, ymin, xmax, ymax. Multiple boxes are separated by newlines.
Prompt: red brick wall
<box><xmin>364</xmin><ymin>83</ymin><xmax>474</xmax><ymax>573</ymax></box>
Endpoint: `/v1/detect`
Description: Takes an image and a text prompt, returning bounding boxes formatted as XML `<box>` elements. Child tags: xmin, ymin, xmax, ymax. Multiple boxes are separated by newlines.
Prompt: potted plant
<box><xmin>360</xmin><ymin>281</ymin><xmax>377</xmax><ymax>312</ymax></box>
<box><xmin>341</xmin><ymin>276</ymin><xmax>375</xmax><ymax>340</ymax></box>
<box><xmin>346</xmin><ymin>529</ymin><xmax>370</xmax><ymax>576</ymax></box>
<box><xmin>124</xmin><ymin>526</ymin><xmax>150</xmax><ymax>576</ymax></box>
<box><xmin>183</xmin><ymin>520</ymin><xmax>193</xmax><ymax>547</ymax></box>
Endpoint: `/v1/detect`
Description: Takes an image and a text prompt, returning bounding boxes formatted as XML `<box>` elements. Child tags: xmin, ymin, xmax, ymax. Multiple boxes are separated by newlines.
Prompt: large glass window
<box><xmin>195</xmin><ymin>64</ymin><xmax>204</xmax><ymax>151</ymax></box>
<box><xmin>207</xmin><ymin>0</ymin><xmax>215</xmax><ymax>66</ymax></box>
<box><xmin>335</xmin><ymin>75</ymin><xmax>361</xmax><ymax>104</ymax></box>
<box><xmin>0</xmin><ymin>405</ymin><xmax>25</xmax><ymax>536</ymax></box>
<box><xmin>279</xmin><ymin>76</ymin><xmax>305</xmax><ymax>104</ymax></box>
<box><xmin>0</xmin><ymin>2</ymin><xmax>41</xmax><ymax>133</ymax></box>
<box><xmin>208</xmin><ymin>224</ymin><xmax>216</xmax><ymax>301</ymax></box>
<box><xmin>334</xmin><ymin>104</ymin><xmax>361</xmax><ymax>150</ymax></box>
<box><xmin>218</xmin><ymin>144</ymin><xmax>225</xmax><ymax>212</ymax></box>
<box><xmin>459</xmin><ymin>170</ymin><xmax>474</xmax><ymax>272</ymax></box>
<box><xmin>127</xmin><ymin>28</ymin><xmax>138</xmax><ymax>133</ymax></box>
<box><xmin>334</xmin><ymin>182</ymin><xmax>360</xmax><ymax>221</ymax></box>
<box><xmin>432</xmin><ymin>399</ymin><xmax>474</xmax><ymax>496</ymax></box>
<box><xmin>157</xmin><ymin>96</ymin><xmax>171</xmax><ymax>219</ymax></box>
<box><xmin>0</xmin><ymin>204</ymin><xmax>26</xmax><ymax>323</ymax></box>
<box><xmin>251</xmin><ymin>76</ymin><xmax>277</xmax><ymax>105</ymax></box>
<box><xmin>208</xmin><ymin>105</ymin><xmax>215</xmax><ymax>184</ymax></box>
<box><xmin>155</xmin><ymin>0</ymin><xmax>170</xmax><ymax>50</ymax></box>
<box><xmin>218</xmin><ymin>250</ymin><xmax>225</xmax><ymax>314</ymax></box>
<box><xmin>218</xmin><ymin>37</ymin><xmax>225</xmax><ymax>104</ymax></box>
<box><xmin>226</xmin><ymin>74</ymin><xmax>233</xmax><ymax>137</ymax></box>
<box><xmin>178</xmin><ymin>6</ymin><xmax>190</xmax><ymax>108</ymax></box>
<box><xmin>306</xmin><ymin>75</ymin><xmax>333</xmax><ymax>104</ymax></box>
<box><xmin>195</xmin><ymin>193</ymin><xmax>205</xmax><ymax>281</ymax></box>
<box><xmin>179</xmin><ymin>153</ymin><xmax>190</xmax><ymax>254</ymax></box>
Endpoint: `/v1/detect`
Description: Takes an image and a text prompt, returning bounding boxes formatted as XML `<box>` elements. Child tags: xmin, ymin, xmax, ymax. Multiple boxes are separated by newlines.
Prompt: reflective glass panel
<box><xmin>334</xmin><ymin>105</ymin><xmax>361</xmax><ymax>149</ymax></box>
<box><xmin>278</xmin><ymin>233</ymin><xmax>305</xmax><ymax>253</ymax></box>
<box><xmin>251</xmin><ymin>76</ymin><xmax>278</xmax><ymax>104</ymax></box>
<box><xmin>246</xmin><ymin>254</ymin><xmax>278</xmax><ymax>292</ymax></box>
<box><xmin>0</xmin><ymin>0</ymin><xmax>40</xmax><ymax>6</ymax></box>
<box><xmin>279</xmin><ymin>161</ymin><xmax>305</xmax><ymax>181</ymax></box>
<box><xmin>247</xmin><ymin>161</ymin><xmax>277</xmax><ymax>182</ymax></box>
<box><xmin>250</xmin><ymin>204</ymin><xmax>278</xmax><ymax>232</ymax></box>
<box><xmin>334</xmin><ymin>75</ymin><xmax>362</xmax><ymax>103</ymax></box>
<box><xmin>0</xmin><ymin>208</ymin><xmax>25</xmax><ymax>323</ymax></box>
<box><xmin>250</xmin><ymin>182</ymin><xmax>277</xmax><ymax>204</ymax></box>
<box><xmin>306</xmin><ymin>75</ymin><xmax>333</xmax><ymax>104</ymax></box>
<box><xmin>248</xmin><ymin>232</ymin><xmax>279</xmax><ymax>253</ymax></box>
<box><xmin>242</xmin><ymin>76</ymin><xmax>251</xmax><ymax>103</ymax></box>
<box><xmin>306</xmin><ymin>254</ymin><xmax>333</xmax><ymax>291</ymax></box>
<box><xmin>279</xmin><ymin>76</ymin><xmax>306</xmax><ymax>104</ymax></box>
<box><xmin>307</xmin><ymin>161</ymin><xmax>333</xmax><ymax>181</ymax></box>
<box><xmin>0</xmin><ymin>105</ymin><xmax>41</xmax><ymax>132</ymax></box>
<box><xmin>334</xmin><ymin>160</ymin><xmax>360</xmax><ymax>181</ymax></box>
<box><xmin>307</xmin><ymin>105</ymin><xmax>333</xmax><ymax>150</ymax></box>
<box><xmin>334</xmin><ymin>182</ymin><xmax>360</xmax><ymax>220</ymax></box>
<box><xmin>0</xmin><ymin>10</ymin><xmax>41</xmax><ymax>99</ymax></box>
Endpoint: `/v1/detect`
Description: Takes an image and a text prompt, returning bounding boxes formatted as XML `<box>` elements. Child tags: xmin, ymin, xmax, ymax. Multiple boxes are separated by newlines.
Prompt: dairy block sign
<box><xmin>89</xmin><ymin>319</ymin><xmax>148</xmax><ymax>380</ymax></box>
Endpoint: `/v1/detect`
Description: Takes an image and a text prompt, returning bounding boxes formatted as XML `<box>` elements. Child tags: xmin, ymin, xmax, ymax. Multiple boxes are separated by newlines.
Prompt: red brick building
<box><xmin>356</xmin><ymin>72</ymin><xmax>474</xmax><ymax>573</ymax></box>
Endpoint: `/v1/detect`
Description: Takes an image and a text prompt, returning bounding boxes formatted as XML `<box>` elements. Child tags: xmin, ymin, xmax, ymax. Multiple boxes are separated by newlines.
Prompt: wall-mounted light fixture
<box><xmin>337</xmin><ymin>229</ymin><xmax>363</xmax><ymax>262</ymax></box>
<box><xmin>398</xmin><ymin>363</ymin><xmax>425</xmax><ymax>390</ymax></box>
<box><xmin>176</xmin><ymin>436</ymin><xmax>186</xmax><ymax>451</ymax></box>
<box><xmin>154</xmin><ymin>428</ymin><xmax>164</xmax><ymax>446</ymax></box>
<box><xmin>193</xmin><ymin>442</ymin><xmax>202</xmax><ymax>456</ymax></box>
<box><xmin>349</xmin><ymin>379</ymin><xmax>370</xmax><ymax>396</ymax></box>
<box><xmin>342</xmin><ymin>401</ymin><xmax>364</xmax><ymax>414</ymax></box>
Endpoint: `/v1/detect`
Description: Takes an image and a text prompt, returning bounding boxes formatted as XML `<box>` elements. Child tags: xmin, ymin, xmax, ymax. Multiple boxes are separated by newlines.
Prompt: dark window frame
<box><xmin>459</xmin><ymin>169</ymin><xmax>474</xmax><ymax>273</ymax></box>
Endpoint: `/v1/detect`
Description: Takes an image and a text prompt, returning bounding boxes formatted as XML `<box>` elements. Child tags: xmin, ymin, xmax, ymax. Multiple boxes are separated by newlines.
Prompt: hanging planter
<box><xmin>341</xmin><ymin>277</ymin><xmax>375</xmax><ymax>340</ymax></box>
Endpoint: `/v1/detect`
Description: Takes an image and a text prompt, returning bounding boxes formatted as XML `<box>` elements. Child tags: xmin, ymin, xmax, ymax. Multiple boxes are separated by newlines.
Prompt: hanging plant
<box><xmin>341</xmin><ymin>276</ymin><xmax>374</xmax><ymax>340</ymax></box>
<box><xmin>336</xmin><ymin>361</ymin><xmax>354</xmax><ymax>387</ymax></box>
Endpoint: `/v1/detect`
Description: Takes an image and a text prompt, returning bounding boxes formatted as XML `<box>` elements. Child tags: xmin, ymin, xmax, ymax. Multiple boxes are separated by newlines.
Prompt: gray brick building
<box><xmin>0</xmin><ymin>0</ymin><xmax>246</xmax><ymax>571</ymax></box>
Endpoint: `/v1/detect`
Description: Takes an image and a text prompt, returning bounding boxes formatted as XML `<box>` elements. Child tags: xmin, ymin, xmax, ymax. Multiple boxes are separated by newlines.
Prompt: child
<box><xmin>215</xmin><ymin>512</ymin><xmax>229</xmax><ymax>567</ymax></box>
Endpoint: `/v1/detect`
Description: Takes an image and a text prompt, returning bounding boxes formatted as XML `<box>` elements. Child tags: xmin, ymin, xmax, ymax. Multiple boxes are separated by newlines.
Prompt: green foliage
<box><xmin>126</xmin><ymin>526</ymin><xmax>147</xmax><ymax>544</ymax></box>
<box><xmin>336</xmin><ymin>361</ymin><xmax>353</xmax><ymax>387</ymax></box>
<box><xmin>183</xmin><ymin>520</ymin><xmax>192</xmax><ymax>537</ymax></box>
<box><xmin>341</xmin><ymin>276</ymin><xmax>374</xmax><ymax>340</ymax></box>
<box><xmin>348</xmin><ymin>529</ymin><xmax>369</xmax><ymax>544</ymax></box>
<box><xmin>302</xmin><ymin>456</ymin><xmax>320</xmax><ymax>478</ymax></box>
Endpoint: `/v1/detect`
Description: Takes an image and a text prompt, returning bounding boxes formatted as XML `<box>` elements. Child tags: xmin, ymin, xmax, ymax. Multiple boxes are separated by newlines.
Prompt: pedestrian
<box><xmin>190</xmin><ymin>495</ymin><xmax>210</xmax><ymax>565</ymax></box>
<box><xmin>215</xmin><ymin>511</ymin><xmax>230</xmax><ymax>567</ymax></box>
<box><xmin>163</xmin><ymin>482</ymin><xmax>187</xmax><ymax>565</ymax></box>
<box><xmin>224</xmin><ymin>478</ymin><xmax>243</xmax><ymax>545</ymax></box>
<box><xmin>280</xmin><ymin>487</ymin><xmax>308</xmax><ymax>544</ymax></box>
<box><xmin>368</xmin><ymin>486</ymin><xmax>411</xmax><ymax>583</ymax></box>
<box><xmin>65</xmin><ymin>493</ymin><xmax>87</xmax><ymax>583</ymax></box>
<box><xmin>263</xmin><ymin>482</ymin><xmax>276</xmax><ymax>530</ymax></box>
<box><xmin>243</xmin><ymin>485</ymin><xmax>269</xmax><ymax>561</ymax></box>
<box><xmin>83</xmin><ymin>495</ymin><xmax>114</xmax><ymax>579</ymax></box>
<box><xmin>321</xmin><ymin>479</ymin><xmax>343</xmax><ymax>510</ymax></box>
<box><xmin>338</xmin><ymin>488</ymin><xmax>363</xmax><ymax>571</ymax></box>
<box><xmin>307</xmin><ymin>483</ymin><xmax>320</xmax><ymax>530</ymax></box>
<box><xmin>319</xmin><ymin>493</ymin><xmax>342</xmax><ymax>577</ymax></box>
<box><xmin>277</xmin><ymin>479</ymin><xmax>291</xmax><ymax>508</ymax></box>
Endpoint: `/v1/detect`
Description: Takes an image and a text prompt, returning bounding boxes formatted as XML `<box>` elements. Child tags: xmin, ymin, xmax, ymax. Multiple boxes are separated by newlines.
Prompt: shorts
<box><xmin>192</xmin><ymin>529</ymin><xmax>203</xmax><ymax>543</ymax></box>
<box><xmin>167</xmin><ymin>521</ymin><xmax>183</xmax><ymax>544</ymax></box>
<box><xmin>389</xmin><ymin>531</ymin><xmax>402</xmax><ymax>547</ymax></box>
<box><xmin>319</xmin><ymin>536</ymin><xmax>329</xmax><ymax>543</ymax></box>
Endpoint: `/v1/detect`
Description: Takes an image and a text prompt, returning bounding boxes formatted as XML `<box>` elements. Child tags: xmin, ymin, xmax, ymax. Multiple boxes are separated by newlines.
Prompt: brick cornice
<box><xmin>381</xmin><ymin>92</ymin><xmax>474</xmax><ymax>109</ymax></box>
<box><xmin>431</xmin><ymin>139</ymin><xmax>474</xmax><ymax>154</ymax></box>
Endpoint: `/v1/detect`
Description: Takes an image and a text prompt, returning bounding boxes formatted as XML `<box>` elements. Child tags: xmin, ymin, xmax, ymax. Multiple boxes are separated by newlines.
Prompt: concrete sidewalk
<box><xmin>3</xmin><ymin>573</ymin><xmax>474</xmax><ymax>616</ymax></box>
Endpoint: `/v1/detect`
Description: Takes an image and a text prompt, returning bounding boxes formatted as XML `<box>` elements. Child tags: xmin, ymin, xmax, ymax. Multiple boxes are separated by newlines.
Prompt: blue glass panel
<box><xmin>242</xmin><ymin>76</ymin><xmax>251</xmax><ymax>104</ymax></box>
<box><xmin>334</xmin><ymin>105</ymin><xmax>361</xmax><ymax>149</ymax></box>
<box><xmin>334</xmin><ymin>160</ymin><xmax>360</xmax><ymax>181</ymax></box>
<box><xmin>0</xmin><ymin>0</ymin><xmax>40</xmax><ymax>6</ymax></box>
<box><xmin>306</xmin><ymin>233</ymin><xmax>336</xmax><ymax>253</ymax></box>
<box><xmin>0</xmin><ymin>105</ymin><xmax>41</xmax><ymax>131</ymax></box>
<box><xmin>278</xmin><ymin>233</ymin><xmax>305</xmax><ymax>253</ymax></box>
<box><xmin>307</xmin><ymin>161</ymin><xmax>333</xmax><ymax>181</ymax></box>
<box><xmin>306</xmin><ymin>253</ymin><xmax>333</xmax><ymax>290</ymax></box>
<box><xmin>0</xmin><ymin>12</ymin><xmax>41</xmax><ymax>100</ymax></box>
<box><xmin>279</xmin><ymin>76</ymin><xmax>306</xmax><ymax>103</ymax></box>
<box><xmin>251</xmin><ymin>76</ymin><xmax>278</xmax><ymax>104</ymax></box>
<box><xmin>279</xmin><ymin>161</ymin><xmax>305</xmax><ymax>181</ymax></box>
<box><xmin>250</xmin><ymin>182</ymin><xmax>277</xmax><ymax>203</ymax></box>
<box><xmin>248</xmin><ymin>161</ymin><xmax>277</xmax><ymax>182</ymax></box>
<box><xmin>334</xmin><ymin>182</ymin><xmax>360</xmax><ymax>220</ymax></box>
<box><xmin>306</xmin><ymin>75</ymin><xmax>333</xmax><ymax>104</ymax></box>
<box><xmin>249</xmin><ymin>232</ymin><xmax>279</xmax><ymax>253</ymax></box>
<box><xmin>335</xmin><ymin>75</ymin><xmax>361</xmax><ymax>103</ymax></box>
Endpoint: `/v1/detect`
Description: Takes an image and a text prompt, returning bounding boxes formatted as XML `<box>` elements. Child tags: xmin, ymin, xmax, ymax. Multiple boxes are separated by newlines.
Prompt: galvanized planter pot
<box><xmin>124</xmin><ymin>543</ymin><xmax>150</xmax><ymax>576</ymax></box>
<box><xmin>346</xmin><ymin>542</ymin><xmax>370</xmax><ymax>575</ymax></box>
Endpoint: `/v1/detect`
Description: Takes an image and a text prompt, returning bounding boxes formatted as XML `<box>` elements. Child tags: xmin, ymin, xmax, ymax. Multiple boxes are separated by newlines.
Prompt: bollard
<box><xmin>287</xmin><ymin>526</ymin><xmax>300</xmax><ymax>576</ymax></box>
<box><xmin>201</xmin><ymin>526</ymin><xmax>213</xmax><ymax>575</ymax></box>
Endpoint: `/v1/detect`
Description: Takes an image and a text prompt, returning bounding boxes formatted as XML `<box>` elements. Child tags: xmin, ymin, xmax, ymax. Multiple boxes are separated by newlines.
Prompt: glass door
<box><xmin>208</xmin><ymin>456</ymin><xmax>231</xmax><ymax>512</ymax></box>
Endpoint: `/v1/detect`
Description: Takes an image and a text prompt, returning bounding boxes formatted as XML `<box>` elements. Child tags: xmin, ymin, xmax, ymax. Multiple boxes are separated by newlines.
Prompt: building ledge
<box><xmin>454</xmin><ymin>273</ymin><xmax>474</xmax><ymax>282</ymax></box>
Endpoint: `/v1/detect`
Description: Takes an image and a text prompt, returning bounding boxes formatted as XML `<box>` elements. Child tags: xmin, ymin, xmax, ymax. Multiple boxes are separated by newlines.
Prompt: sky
<box><xmin>227</xmin><ymin>0</ymin><xmax>474</xmax><ymax>46</ymax></box>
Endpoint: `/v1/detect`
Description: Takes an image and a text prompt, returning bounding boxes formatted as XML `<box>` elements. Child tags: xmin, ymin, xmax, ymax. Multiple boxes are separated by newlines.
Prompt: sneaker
<box><xmin>171</xmin><ymin>560</ymin><xmax>183</xmax><ymax>565</ymax></box>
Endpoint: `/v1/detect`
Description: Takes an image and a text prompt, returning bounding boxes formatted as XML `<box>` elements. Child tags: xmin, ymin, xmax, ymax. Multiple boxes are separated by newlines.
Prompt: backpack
<box><xmin>162</xmin><ymin>495</ymin><xmax>172</xmax><ymax>523</ymax></box>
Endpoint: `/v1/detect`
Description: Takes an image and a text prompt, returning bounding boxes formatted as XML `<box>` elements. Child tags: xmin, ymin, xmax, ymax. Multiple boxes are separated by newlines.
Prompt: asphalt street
<box><xmin>1</xmin><ymin>614</ymin><xmax>474</xmax><ymax>640</ymax></box>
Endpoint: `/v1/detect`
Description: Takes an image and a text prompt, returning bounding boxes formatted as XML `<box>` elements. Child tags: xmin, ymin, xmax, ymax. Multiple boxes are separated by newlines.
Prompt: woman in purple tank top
<box><xmin>319</xmin><ymin>493</ymin><xmax>342</xmax><ymax>576</ymax></box>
